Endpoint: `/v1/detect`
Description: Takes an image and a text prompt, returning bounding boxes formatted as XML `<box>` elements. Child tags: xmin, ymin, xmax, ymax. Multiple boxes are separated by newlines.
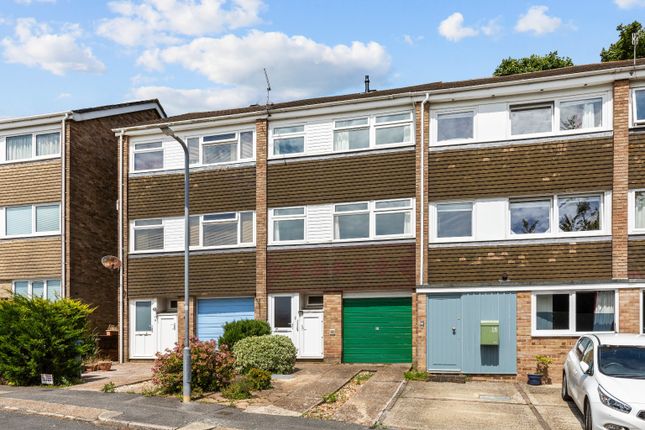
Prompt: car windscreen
<box><xmin>598</xmin><ymin>346</ymin><xmax>645</xmax><ymax>378</ymax></box>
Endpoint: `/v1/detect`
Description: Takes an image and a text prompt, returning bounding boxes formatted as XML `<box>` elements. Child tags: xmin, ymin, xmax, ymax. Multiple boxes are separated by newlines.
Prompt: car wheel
<box><xmin>584</xmin><ymin>400</ymin><xmax>593</xmax><ymax>430</ymax></box>
<box><xmin>561</xmin><ymin>371</ymin><xmax>571</xmax><ymax>401</ymax></box>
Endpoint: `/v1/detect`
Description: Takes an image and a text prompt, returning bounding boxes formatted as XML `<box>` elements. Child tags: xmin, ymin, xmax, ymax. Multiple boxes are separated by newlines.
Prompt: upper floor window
<box><xmin>133</xmin><ymin>219</ymin><xmax>164</xmax><ymax>251</ymax></box>
<box><xmin>634</xmin><ymin>89</ymin><xmax>645</xmax><ymax>125</ymax></box>
<box><xmin>273</xmin><ymin>126</ymin><xmax>305</xmax><ymax>156</ymax></box>
<box><xmin>510</xmin><ymin>103</ymin><xmax>553</xmax><ymax>136</ymax></box>
<box><xmin>558</xmin><ymin>195</ymin><xmax>601</xmax><ymax>232</ymax></box>
<box><xmin>437</xmin><ymin>111</ymin><xmax>474</xmax><ymax>142</ymax></box>
<box><xmin>193</xmin><ymin>211</ymin><xmax>254</xmax><ymax>248</ymax></box>
<box><xmin>13</xmin><ymin>279</ymin><xmax>61</xmax><ymax>301</ymax></box>
<box><xmin>510</xmin><ymin>199</ymin><xmax>551</xmax><ymax>235</ymax></box>
<box><xmin>436</xmin><ymin>203</ymin><xmax>472</xmax><ymax>239</ymax></box>
<box><xmin>201</xmin><ymin>131</ymin><xmax>254</xmax><ymax>165</ymax></box>
<box><xmin>635</xmin><ymin>190</ymin><xmax>645</xmax><ymax>230</ymax></box>
<box><xmin>272</xmin><ymin>207</ymin><xmax>305</xmax><ymax>242</ymax></box>
<box><xmin>5</xmin><ymin>132</ymin><xmax>60</xmax><ymax>162</ymax></box>
<box><xmin>133</xmin><ymin>142</ymin><xmax>163</xmax><ymax>171</ymax></box>
<box><xmin>333</xmin><ymin>199</ymin><xmax>414</xmax><ymax>241</ymax></box>
<box><xmin>560</xmin><ymin>98</ymin><xmax>602</xmax><ymax>130</ymax></box>
<box><xmin>333</xmin><ymin>112</ymin><xmax>413</xmax><ymax>152</ymax></box>
<box><xmin>5</xmin><ymin>203</ymin><xmax>60</xmax><ymax>237</ymax></box>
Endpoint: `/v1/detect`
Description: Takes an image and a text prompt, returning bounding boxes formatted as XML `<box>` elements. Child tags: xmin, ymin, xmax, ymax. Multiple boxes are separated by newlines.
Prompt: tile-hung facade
<box><xmin>0</xmin><ymin>100</ymin><xmax>165</xmax><ymax>335</ymax></box>
<box><xmin>117</xmin><ymin>59</ymin><xmax>645</xmax><ymax>382</ymax></box>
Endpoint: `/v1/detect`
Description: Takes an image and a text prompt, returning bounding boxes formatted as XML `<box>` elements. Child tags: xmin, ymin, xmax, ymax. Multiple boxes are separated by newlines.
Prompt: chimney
<box><xmin>364</xmin><ymin>75</ymin><xmax>370</xmax><ymax>93</ymax></box>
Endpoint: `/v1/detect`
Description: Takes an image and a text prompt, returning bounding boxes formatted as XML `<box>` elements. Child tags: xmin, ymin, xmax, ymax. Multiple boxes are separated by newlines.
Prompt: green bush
<box><xmin>0</xmin><ymin>296</ymin><xmax>96</xmax><ymax>386</ymax></box>
<box><xmin>245</xmin><ymin>368</ymin><xmax>272</xmax><ymax>390</ymax></box>
<box><xmin>233</xmin><ymin>335</ymin><xmax>296</xmax><ymax>374</ymax></box>
<box><xmin>221</xmin><ymin>378</ymin><xmax>253</xmax><ymax>400</ymax></box>
<box><xmin>152</xmin><ymin>338</ymin><xmax>235</xmax><ymax>395</ymax></box>
<box><xmin>404</xmin><ymin>369</ymin><xmax>429</xmax><ymax>381</ymax></box>
<box><xmin>218</xmin><ymin>320</ymin><xmax>271</xmax><ymax>349</ymax></box>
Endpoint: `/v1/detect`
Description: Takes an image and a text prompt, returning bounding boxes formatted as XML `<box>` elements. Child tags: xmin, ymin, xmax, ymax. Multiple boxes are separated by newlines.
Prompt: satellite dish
<box><xmin>101</xmin><ymin>255</ymin><xmax>122</xmax><ymax>270</ymax></box>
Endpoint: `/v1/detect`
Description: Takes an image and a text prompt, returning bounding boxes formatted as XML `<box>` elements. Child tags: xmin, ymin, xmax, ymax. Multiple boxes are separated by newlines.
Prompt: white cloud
<box><xmin>1</xmin><ymin>18</ymin><xmax>105</xmax><ymax>75</ymax></box>
<box><xmin>131</xmin><ymin>86</ymin><xmax>259</xmax><ymax>115</ymax></box>
<box><xmin>515</xmin><ymin>5</ymin><xmax>561</xmax><ymax>35</ymax></box>
<box><xmin>97</xmin><ymin>0</ymin><xmax>263</xmax><ymax>47</ymax></box>
<box><xmin>57</xmin><ymin>92</ymin><xmax>72</xmax><ymax>99</ymax></box>
<box><xmin>438</xmin><ymin>12</ymin><xmax>478</xmax><ymax>42</ymax></box>
<box><xmin>136</xmin><ymin>30</ymin><xmax>391</xmax><ymax>105</ymax></box>
<box><xmin>402</xmin><ymin>34</ymin><xmax>424</xmax><ymax>46</ymax></box>
<box><xmin>614</xmin><ymin>0</ymin><xmax>645</xmax><ymax>8</ymax></box>
<box><xmin>482</xmin><ymin>17</ymin><xmax>502</xmax><ymax>37</ymax></box>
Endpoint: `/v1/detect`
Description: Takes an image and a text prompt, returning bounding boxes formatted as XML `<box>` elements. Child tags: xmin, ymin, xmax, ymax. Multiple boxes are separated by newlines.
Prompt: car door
<box><xmin>571</xmin><ymin>341</ymin><xmax>595</xmax><ymax>409</ymax></box>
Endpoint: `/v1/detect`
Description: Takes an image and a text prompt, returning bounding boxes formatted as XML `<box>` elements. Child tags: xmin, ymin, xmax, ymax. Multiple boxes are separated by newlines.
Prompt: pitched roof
<box><xmin>72</xmin><ymin>99</ymin><xmax>167</xmax><ymax>117</ymax></box>
<box><xmin>138</xmin><ymin>58</ymin><xmax>645</xmax><ymax>127</ymax></box>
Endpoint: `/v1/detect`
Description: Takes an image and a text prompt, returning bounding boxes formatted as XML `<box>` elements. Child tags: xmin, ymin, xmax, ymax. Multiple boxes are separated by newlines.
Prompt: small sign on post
<box><xmin>40</xmin><ymin>374</ymin><xmax>54</xmax><ymax>385</ymax></box>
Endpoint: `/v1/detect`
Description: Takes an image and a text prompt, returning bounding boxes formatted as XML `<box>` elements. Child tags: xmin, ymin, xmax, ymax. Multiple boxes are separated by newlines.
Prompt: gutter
<box><xmin>113</xmin><ymin>63</ymin><xmax>645</xmax><ymax>135</ymax></box>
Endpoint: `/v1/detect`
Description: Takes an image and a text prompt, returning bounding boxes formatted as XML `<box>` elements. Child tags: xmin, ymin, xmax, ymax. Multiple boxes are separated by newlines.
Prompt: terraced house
<box><xmin>117</xmin><ymin>59</ymin><xmax>645</xmax><ymax>381</ymax></box>
<box><xmin>0</xmin><ymin>100</ymin><xmax>165</xmax><ymax>334</ymax></box>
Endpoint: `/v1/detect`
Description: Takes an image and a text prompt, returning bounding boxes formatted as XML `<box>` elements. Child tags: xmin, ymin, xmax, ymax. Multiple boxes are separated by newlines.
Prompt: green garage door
<box><xmin>343</xmin><ymin>297</ymin><xmax>412</xmax><ymax>363</ymax></box>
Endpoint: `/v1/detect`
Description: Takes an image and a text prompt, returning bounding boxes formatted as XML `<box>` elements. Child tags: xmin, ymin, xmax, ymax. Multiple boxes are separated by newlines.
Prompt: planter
<box><xmin>105</xmin><ymin>330</ymin><xmax>118</xmax><ymax>337</ymax></box>
<box><xmin>527</xmin><ymin>373</ymin><xmax>543</xmax><ymax>386</ymax></box>
<box><xmin>83</xmin><ymin>364</ymin><xmax>98</xmax><ymax>373</ymax></box>
<box><xmin>97</xmin><ymin>361</ymin><xmax>112</xmax><ymax>371</ymax></box>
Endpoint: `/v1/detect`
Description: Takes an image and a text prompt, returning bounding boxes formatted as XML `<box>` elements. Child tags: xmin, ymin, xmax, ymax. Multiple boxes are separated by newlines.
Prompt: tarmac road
<box><xmin>0</xmin><ymin>409</ymin><xmax>105</xmax><ymax>429</ymax></box>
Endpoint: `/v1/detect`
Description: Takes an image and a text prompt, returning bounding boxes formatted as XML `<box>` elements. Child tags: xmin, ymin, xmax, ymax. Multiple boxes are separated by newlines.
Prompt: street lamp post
<box><xmin>160</xmin><ymin>126</ymin><xmax>191</xmax><ymax>403</ymax></box>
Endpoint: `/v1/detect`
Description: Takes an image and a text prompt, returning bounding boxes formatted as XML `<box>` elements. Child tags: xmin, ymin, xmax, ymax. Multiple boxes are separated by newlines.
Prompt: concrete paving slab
<box><xmin>0</xmin><ymin>396</ymin><xmax>111</xmax><ymax>422</ymax></box>
<box><xmin>536</xmin><ymin>405</ymin><xmax>584</xmax><ymax>430</ymax></box>
<box><xmin>401</xmin><ymin>380</ymin><xmax>525</xmax><ymax>404</ymax></box>
<box><xmin>524</xmin><ymin>384</ymin><xmax>568</xmax><ymax>406</ymax></box>
<box><xmin>382</xmin><ymin>397</ymin><xmax>542</xmax><ymax>430</ymax></box>
<box><xmin>70</xmin><ymin>362</ymin><xmax>153</xmax><ymax>391</ymax></box>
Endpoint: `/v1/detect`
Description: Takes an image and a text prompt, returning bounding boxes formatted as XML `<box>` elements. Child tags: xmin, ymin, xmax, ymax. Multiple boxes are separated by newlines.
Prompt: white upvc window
<box><xmin>271</xmin><ymin>207</ymin><xmax>306</xmax><ymax>243</ymax></box>
<box><xmin>633</xmin><ymin>88</ymin><xmax>645</xmax><ymax>126</ymax></box>
<box><xmin>510</xmin><ymin>103</ymin><xmax>554</xmax><ymax>136</ymax></box>
<box><xmin>435</xmin><ymin>202</ymin><xmax>473</xmax><ymax>240</ymax></box>
<box><xmin>437</xmin><ymin>110</ymin><xmax>474</xmax><ymax>143</ymax></box>
<box><xmin>532</xmin><ymin>290</ymin><xmax>617</xmax><ymax>336</ymax></box>
<box><xmin>631</xmin><ymin>189</ymin><xmax>645</xmax><ymax>233</ymax></box>
<box><xmin>200</xmin><ymin>131</ymin><xmax>254</xmax><ymax>165</ymax></box>
<box><xmin>509</xmin><ymin>198</ymin><xmax>552</xmax><ymax>236</ymax></box>
<box><xmin>4</xmin><ymin>131</ymin><xmax>60</xmax><ymax>163</ymax></box>
<box><xmin>133</xmin><ymin>142</ymin><xmax>164</xmax><ymax>172</ymax></box>
<box><xmin>559</xmin><ymin>97</ymin><xmax>603</xmax><ymax>131</ymax></box>
<box><xmin>193</xmin><ymin>211</ymin><xmax>255</xmax><ymax>249</ymax></box>
<box><xmin>13</xmin><ymin>279</ymin><xmax>62</xmax><ymax>301</ymax></box>
<box><xmin>556</xmin><ymin>194</ymin><xmax>603</xmax><ymax>234</ymax></box>
<box><xmin>272</xmin><ymin>125</ymin><xmax>305</xmax><ymax>156</ymax></box>
<box><xmin>133</xmin><ymin>219</ymin><xmax>164</xmax><ymax>251</ymax></box>
<box><xmin>333</xmin><ymin>111</ymin><xmax>413</xmax><ymax>153</ymax></box>
<box><xmin>333</xmin><ymin>199</ymin><xmax>414</xmax><ymax>241</ymax></box>
<box><xmin>4</xmin><ymin>203</ymin><xmax>60</xmax><ymax>238</ymax></box>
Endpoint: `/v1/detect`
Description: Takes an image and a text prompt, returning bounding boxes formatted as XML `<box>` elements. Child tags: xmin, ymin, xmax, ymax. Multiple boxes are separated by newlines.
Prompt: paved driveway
<box><xmin>381</xmin><ymin>380</ymin><xmax>584</xmax><ymax>430</ymax></box>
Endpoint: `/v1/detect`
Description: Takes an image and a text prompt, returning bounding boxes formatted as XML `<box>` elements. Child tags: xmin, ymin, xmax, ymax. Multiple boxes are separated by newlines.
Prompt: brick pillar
<box><xmin>177</xmin><ymin>297</ymin><xmax>196</xmax><ymax>345</ymax></box>
<box><xmin>413</xmin><ymin>101</ymin><xmax>429</xmax><ymax>368</ymax></box>
<box><xmin>613</xmin><ymin>80</ymin><xmax>630</xmax><ymax>280</ymax></box>
<box><xmin>255</xmin><ymin>119</ymin><xmax>268</xmax><ymax>321</ymax></box>
<box><xmin>323</xmin><ymin>292</ymin><xmax>343</xmax><ymax>363</ymax></box>
<box><xmin>619</xmin><ymin>289</ymin><xmax>641</xmax><ymax>333</ymax></box>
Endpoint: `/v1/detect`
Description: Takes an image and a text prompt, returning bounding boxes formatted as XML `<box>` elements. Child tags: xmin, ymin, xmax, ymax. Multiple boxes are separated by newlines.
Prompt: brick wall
<box><xmin>177</xmin><ymin>297</ymin><xmax>196</xmax><ymax>345</ymax></box>
<box><xmin>413</xmin><ymin>293</ymin><xmax>427</xmax><ymax>369</ymax></box>
<box><xmin>323</xmin><ymin>292</ymin><xmax>342</xmax><ymax>363</ymax></box>
<box><xmin>255</xmin><ymin>119</ymin><xmax>268</xmax><ymax>321</ymax></box>
<box><xmin>516</xmin><ymin>291</ymin><xmax>576</xmax><ymax>383</ymax></box>
<box><xmin>619</xmin><ymin>288</ymin><xmax>641</xmax><ymax>333</ymax></box>
<box><xmin>613</xmin><ymin>80</ymin><xmax>630</xmax><ymax>280</ymax></box>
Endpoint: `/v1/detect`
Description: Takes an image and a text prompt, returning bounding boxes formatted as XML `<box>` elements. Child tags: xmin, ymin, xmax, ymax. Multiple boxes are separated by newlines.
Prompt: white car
<box><xmin>562</xmin><ymin>333</ymin><xmax>645</xmax><ymax>430</ymax></box>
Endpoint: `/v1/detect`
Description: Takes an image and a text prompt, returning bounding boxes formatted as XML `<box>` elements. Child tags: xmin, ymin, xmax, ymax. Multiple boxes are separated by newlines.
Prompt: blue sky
<box><xmin>0</xmin><ymin>0</ymin><xmax>643</xmax><ymax>117</ymax></box>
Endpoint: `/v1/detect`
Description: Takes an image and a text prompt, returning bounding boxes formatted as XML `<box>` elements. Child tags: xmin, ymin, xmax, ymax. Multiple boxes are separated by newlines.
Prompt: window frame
<box><xmin>432</xmin><ymin>201</ymin><xmax>475</xmax><ymax>242</ymax></box>
<box><xmin>508</xmin><ymin>197</ymin><xmax>553</xmax><ymax>238</ymax></box>
<box><xmin>531</xmin><ymin>289</ymin><xmax>618</xmax><ymax>337</ymax></box>
<box><xmin>632</xmin><ymin>87</ymin><xmax>645</xmax><ymax>126</ymax></box>
<box><xmin>435</xmin><ymin>109</ymin><xmax>476</xmax><ymax>144</ymax></box>
<box><xmin>333</xmin><ymin>199</ymin><xmax>415</xmax><ymax>242</ymax></box>
<box><xmin>132</xmin><ymin>218</ymin><xmax>165</xmax><ymax>253</ymax></box>
<box><xmin>557</xmin><ymin>96</ymin><xmax>604</xmax><ymax>132</ymax></box>
<box><xmin>271</xmin><ymin>125</ymin><xmax>306</xmax><ymax>158</ymax></box>
<box><xmin>3</xmin><ymin>203</ymin><xmax>61</xmax><ymax>238</ymax></box>
<box><xmin>332</xmin><ymin>111</ymin><xmax>413</xmax><ymax>154</ymax></box>
<box><xmin>199</xmin><ymin>130</ymin><xmax>255</xmax><ymax>166</ymax></box>
<box><xmin>509</xmin><ymin>102</ymin><xmax>555</xmax><ymax>138</ymax></box>
<box><xmin>2</xmin><ymin>130</ymin><xmax>61</xmax><ymax>164</ymax></box>
<box><xmin>629</xmin><ymin>189</ymin><xmax>645</xmax><ymax>234</ymax></box>
<box><xmin>270</xmin><ymin>206</ymin><xmax>307</xmax><ymax>244</ymax></box>
<box><xmin>12</xmin><ymin>279</ymin><xmax>62</xmax><ymax>300</ymax></box>
<box><xmin>132</xmin><ymin>141</ymin><xmax>164</xmax><ymax>172</ymax></box>
<box><xmin>555</xmin><ymin>193</ymin><xmax>604</xmax><ymax>236</ymax></box>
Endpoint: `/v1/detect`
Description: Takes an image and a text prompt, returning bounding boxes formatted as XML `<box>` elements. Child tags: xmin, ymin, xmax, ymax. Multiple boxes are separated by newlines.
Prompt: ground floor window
<box><xmin>13</xmin><ymin>279</ymin><xmax>61</xmax><ymax>300</ymax></box>
<box><xmin>533</xmin><ymin>290</ymin><xmax>615</xmax><ymax>335</ymax></box>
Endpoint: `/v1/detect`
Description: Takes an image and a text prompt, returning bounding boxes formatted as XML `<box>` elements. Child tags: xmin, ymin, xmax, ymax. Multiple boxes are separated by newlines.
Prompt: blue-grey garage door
<box><xmin>197</xmin><ymin>297</ymin><xmax>254</xmax><ymax>342</ymax></box>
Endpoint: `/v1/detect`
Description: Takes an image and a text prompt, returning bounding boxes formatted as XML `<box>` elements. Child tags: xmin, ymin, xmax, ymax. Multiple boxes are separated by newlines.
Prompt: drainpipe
<box><xmin>419</xmin><ymin>94</ymin><xmax>429</xmax><ymax>286</ymax></box>
<box><xmin>118</xmin><ymin>130</ymin><xmax>124</xmax><ymax>364</ymax></box>
<box><xmin>61</xmin><ymin>112</ymin><xmax>70</xmax><ymax>296</ymax></box>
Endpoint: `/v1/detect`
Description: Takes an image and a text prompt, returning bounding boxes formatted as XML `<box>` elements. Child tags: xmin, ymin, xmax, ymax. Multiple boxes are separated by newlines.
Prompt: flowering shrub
<box><xmin>152</xmin><ymin>338</ymin><xmax>235</xmax><ymax>395</ymax></box>
<box><xmin>233</xmin><ymin>335</ymin><xmax>296</xmax><ymax>374</ymax></box>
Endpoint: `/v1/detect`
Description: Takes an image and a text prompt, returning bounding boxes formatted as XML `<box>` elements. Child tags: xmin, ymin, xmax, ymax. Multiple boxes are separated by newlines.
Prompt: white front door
<box><xmin>157</xmin><ymin>314</ymin><xmax>178</xmax><ymax>354</ymax></box>
<box><xmin>299</xmin><ymin>312</ymin><xmax>323</xmax><ymax>358</ymax></box>
<box><xmin>130</xmin><ymin>299</ymin><xmax>156</xmax><ymax>358</ymax></box>
<box><xmin>269</xmin><ymin>294</ymin><xmax>300</xmax><ymax>352</ymax></box>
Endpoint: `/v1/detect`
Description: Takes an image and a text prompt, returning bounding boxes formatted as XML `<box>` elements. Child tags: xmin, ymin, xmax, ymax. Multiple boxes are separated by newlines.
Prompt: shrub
<box><xmin>218</xmin><ymin>320</ymin><xmax>271</xmax><ymax>349</ymax></box>
<box><xmin>0</xmin><ymin>296</ymin><xmax>96</xmax><ymax>386</ymax></box>
<box><xmin>101</xmin><ymin>381</ymin><xmax>116</xmax><ymax>393</ymax></box>
<box><xmin>152</xmin><ymin>338</ymin><xmax>235</xmax><ymax>395</ymax></box>
<box><xmin>233</xmin><ymin>335</ymin><xmax>296</xmax><ymax>374</ymax></box>
<box><xmin>245</xmin><ymin>368</ymin><xmax>272</xmax><ymax>390</ymax></box>
<box><xmin>322</xmin><ymin>392</ymin><xmax>337</xmax><ymax>403</ymax></box>
<box><xmin>221</xmin><ymin>378</ymin><xmax>253</xmax><ymax>400</ymax></box>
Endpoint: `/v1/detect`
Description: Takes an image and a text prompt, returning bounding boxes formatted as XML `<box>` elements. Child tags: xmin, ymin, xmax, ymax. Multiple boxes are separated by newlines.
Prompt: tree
<box><xmin>493</xmin><ymin>51</ymin><xmax>574</xmax><ymax>76</ymax></box>
<box><xmin>600</xmin><ymin>21</ymin><xmax>645</xmax><ymax>62</ymax></box>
